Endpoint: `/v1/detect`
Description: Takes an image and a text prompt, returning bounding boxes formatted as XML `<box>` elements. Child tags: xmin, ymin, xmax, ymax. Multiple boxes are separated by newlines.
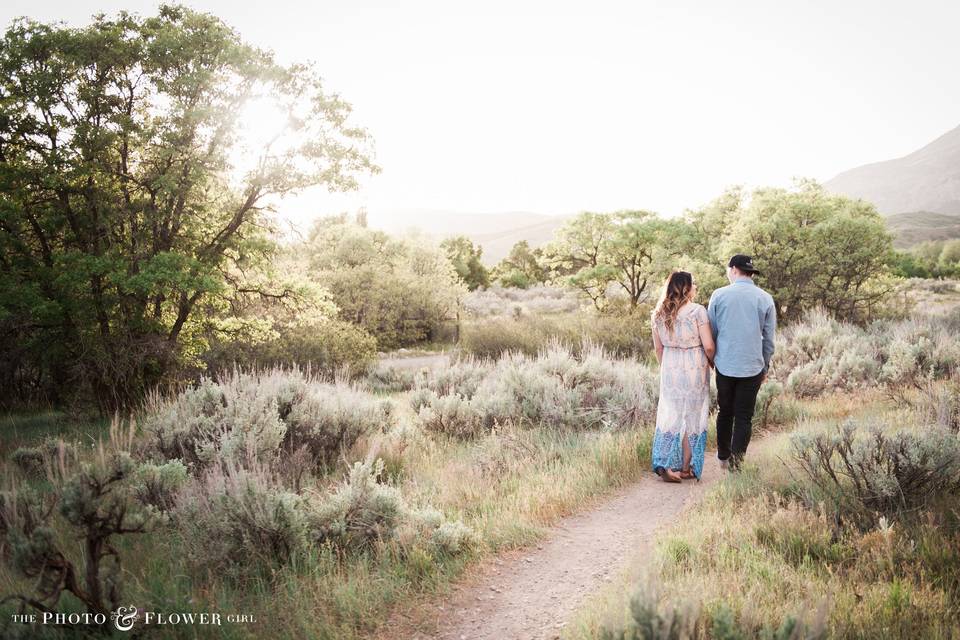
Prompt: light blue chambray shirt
<box><xmin>707</xmin><ymin>276</ymin><xmax>777</xmax><ymax>377</ymax></box>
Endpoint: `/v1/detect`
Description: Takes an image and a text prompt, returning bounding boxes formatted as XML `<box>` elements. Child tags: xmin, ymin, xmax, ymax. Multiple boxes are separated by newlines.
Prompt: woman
<box><xmin>650</xmin><ymin>271</ymin><xmax>715</xmax><ymax>482</ymax></box>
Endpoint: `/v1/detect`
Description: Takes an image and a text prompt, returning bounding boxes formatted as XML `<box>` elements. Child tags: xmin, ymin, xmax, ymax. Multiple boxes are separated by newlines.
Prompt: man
<box><xmin>707</xmin><ymin>254</ymin><xmax>776</xmax><ymax>471</ymax></box>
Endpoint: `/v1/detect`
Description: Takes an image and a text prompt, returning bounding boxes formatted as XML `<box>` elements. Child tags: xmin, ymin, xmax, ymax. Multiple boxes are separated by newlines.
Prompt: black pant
<box><xmin>715</xmin><ymin>370</ymin><xmax>764</xmax><ymax>467</ymax></box>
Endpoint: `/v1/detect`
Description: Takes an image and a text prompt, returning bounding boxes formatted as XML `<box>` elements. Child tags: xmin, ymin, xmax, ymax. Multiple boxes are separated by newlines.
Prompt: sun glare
<box><xmin>231</xmin><ymin>95</ymin><xmax>293</xmax><ymax>178</ymax></box>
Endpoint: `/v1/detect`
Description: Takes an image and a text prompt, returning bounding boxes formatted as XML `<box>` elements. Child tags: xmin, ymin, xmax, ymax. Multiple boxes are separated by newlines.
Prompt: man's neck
<box><xmin>734</xmin><ymin>275</ymin><xmax>754</xmax><ymax>284</ymax></box>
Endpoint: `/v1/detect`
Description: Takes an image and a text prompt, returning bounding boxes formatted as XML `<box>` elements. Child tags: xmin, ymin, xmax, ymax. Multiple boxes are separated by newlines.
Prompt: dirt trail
<box><xmin>396</xmin><ymin>456</ymin><xmax>721</xmax><ymax>640</ymax></box>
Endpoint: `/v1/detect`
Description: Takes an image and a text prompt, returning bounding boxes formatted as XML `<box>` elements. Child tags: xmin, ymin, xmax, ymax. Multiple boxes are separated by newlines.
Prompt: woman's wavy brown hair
<box><xmin>653</xmin><ymin>271</ymin><xmax>695</xmax><ymax>333</ymax></box>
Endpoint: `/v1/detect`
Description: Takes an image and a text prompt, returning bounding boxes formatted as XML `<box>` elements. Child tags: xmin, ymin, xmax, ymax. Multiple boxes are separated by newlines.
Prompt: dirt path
<box><xmin>396</xmin><ymin>456</ymin><xmax>721</xmax><ymax>640</ymax></box>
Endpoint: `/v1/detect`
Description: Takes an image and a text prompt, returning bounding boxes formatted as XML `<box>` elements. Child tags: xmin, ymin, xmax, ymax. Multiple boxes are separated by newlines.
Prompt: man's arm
<box><xmin>761</xmin><ymin>298</ymin><xmax>776</xmax><ymax>373</ymax></box>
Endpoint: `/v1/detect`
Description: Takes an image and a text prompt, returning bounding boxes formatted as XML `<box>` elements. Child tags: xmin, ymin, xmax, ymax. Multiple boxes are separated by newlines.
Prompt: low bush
<box><xmin>307</xmin><ymin>458</ymin><xmax>475</xmax><ymax>555</ymax></box>
<box><xmin>774</xmin><ymin>308</ymin><xmax>960</xmax><ymax>397</ymax></box>
<box><xmin>284</xmin><ymin>384</ymin><xmax>392</xmax><ymax>469</ymax></box>
<box><xmin>417</xmin><ymin>394</ymin><xmax>486</xmax><ymax>439</ymax></box>
<box><xmin>0</xmin><ymin>446</ymin><xmax>166</xmax><ymax>619</ymax></box>
<box><xmin>600</xmin><ymin>588</ymin><xmax>825</xmax><ymax>640</ymax></box>
<box><xmin>364</xmin><ymin>365</ymin><xmax>419</xmax><ymax>393</ymax></box>
<box><xmin>415</xmin><ymin>344</ymin><xmax>658</xmax><ymax>437</ymax></box>
<box><xmin>462</xmin><ymin>285</ymin><xmax>582</xmax><ymax>317</ymax></box>
<box><xmin>175</xmin><ymin>464</ymin><xmax>309</xmax><ymax>578</ymax></box>
<box><xmin>460</xmin><ymin>312</ymin><xmax>651</xmax><ymax>360</ymax></box>
<box><xmin>791</xmin><ymin>421</ymin><xmax>960</xmax><ymax>528</ymax></box>
<box><xmin>143</xmin><ymin>369</ymin><xmax>390</xmax><ymax>473</ymax></box>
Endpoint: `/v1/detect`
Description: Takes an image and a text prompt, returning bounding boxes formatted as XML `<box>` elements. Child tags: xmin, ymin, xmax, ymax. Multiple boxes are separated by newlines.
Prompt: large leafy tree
<box><xmin>721</xmin><ymin>181</ymin><xmax>895</xmax><ymax>323</ymax></box>
<box><xmin>0</xmin><ymin>6</ymin><xmax>375</xmax><ymax>409</ymax></box>
<box><xmin>440</xmin><ymin>235</ymin><xmax>489</xmax><ymax>291</ymax></box>
<box><xmin>544</xmin><ymin>211</ymin><xmax>686</xmax><ymax>310</ymax></box>
<box><xmin>492</xmin><ymin>240</ymin><xmax>546</xmax><ymax>288</ymax></box>
<box><xmin>306</xmin><ymin>218</ymin><xmax>465</xmax><ymax>349</ymax></box>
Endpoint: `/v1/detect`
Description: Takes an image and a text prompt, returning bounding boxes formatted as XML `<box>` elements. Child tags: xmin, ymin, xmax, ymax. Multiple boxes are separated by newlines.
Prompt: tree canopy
<box><xmin>306</xmin><ymin>217</ymin><xmax>464</xmax><ymax>349</ymax></box>
<box><xmin>441</xmin><ymin>235</ymin><xmax>489</xmax><ymax>291</ymax></box>
<box><xmin>718</xmin><ymin>181</ymin><xmax>895</xmax><ymax>323</ymax></box>
<box><xmin>0</xmin><ymin>6</ymin><xmax>376</xmax><ymax>409</ymax></box>
<box><xmin>543</xmin><ymin>211</ymin><xmax>686</xmax><ymax>310</ymax></box>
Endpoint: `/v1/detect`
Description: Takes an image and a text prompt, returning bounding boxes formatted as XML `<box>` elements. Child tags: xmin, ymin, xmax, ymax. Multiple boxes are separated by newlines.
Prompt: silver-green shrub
<box><xmin>175</xmin><ymin>464</ymin><xmax>309</xmax><ymax>577</ymax></box>
<box><xmin>417</xmin><ymin>393</ymin><xmax>486</xmax><ymax>439</ymax></box>
<box><xmin>791</xmin><ymin>420</ymin><xmax>960</xmax><ymax>527</ymax></box>
<box><xmin>306</xmin><ymin>458</ymin><xmax>474</xmax><ymax>555</ymax></box>
<box><xmin>364</xmin><ymin>364</ymin><xmax>418</xmax><ymax>393</ymax></box>
<box><xmin>418</xmin><ymin>343</ymin><xmax>658</xmax><ymax>436</ymax></box>
<box><xmin>775</xmin><ymin>308</ymin><xmax>959</xmax><ymax>397</ymax></box>
<box><xmin>284</xmin><ymin>383</ymin><xmax>391</xmax><ymax>467</ymax></box>
<box><xmin>143</xmin><ymin>369</ymin><xmax>389</xmax><ymax>472</ymax></box>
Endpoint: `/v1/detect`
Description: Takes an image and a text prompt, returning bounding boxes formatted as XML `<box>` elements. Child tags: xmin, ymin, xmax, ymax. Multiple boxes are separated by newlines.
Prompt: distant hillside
<box><xmin>366</xmin><ymin>209</ymin><xmax>572</xmax><ymax>264</ymax></box>
<box><xmin>885</xmin><ymin>211</ymin><xmax>960</xmax><ymax>248</ymax></box>
<box><xmin>825</xmin><ymin>124</ymin><xmax>960</xmax><ymax>216</ymax></box>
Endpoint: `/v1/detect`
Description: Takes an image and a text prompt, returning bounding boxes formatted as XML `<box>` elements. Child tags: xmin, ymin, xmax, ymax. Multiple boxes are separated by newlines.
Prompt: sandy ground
<box><xmin>391</xmin><ymin>456</ymin><xmax>721</xmax><ymax>640</ymax></box>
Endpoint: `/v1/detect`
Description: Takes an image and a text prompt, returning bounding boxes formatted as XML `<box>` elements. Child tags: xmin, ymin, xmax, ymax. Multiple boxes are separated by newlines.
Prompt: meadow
<box><xmin>1</xmin><ymin>282</ymin><xmax>958</xmax><ymax>638</ymax></box>
<box><xmin>2</xmin><ymin>7</ymin><xmax>960</xmax><ymax>639</ymax></box>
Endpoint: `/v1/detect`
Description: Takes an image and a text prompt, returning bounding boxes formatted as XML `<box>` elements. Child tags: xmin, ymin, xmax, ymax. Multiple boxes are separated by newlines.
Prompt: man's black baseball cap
<box><xmin>728</xmin><ymin>254</ymin><xmax>761</xmax><ymax>274</ymax></box>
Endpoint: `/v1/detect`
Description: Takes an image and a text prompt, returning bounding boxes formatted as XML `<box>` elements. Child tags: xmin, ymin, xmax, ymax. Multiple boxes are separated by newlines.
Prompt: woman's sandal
<box><xmin>679</xmin><ymin>470</ymin><xmax>696</xmax><ymax>480</ymax></box>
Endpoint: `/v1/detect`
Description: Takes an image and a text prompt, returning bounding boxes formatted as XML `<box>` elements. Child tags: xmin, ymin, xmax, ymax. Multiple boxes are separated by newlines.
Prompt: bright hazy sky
<box><xmin>4</xmin><ymin>0</ymin><xmax>959</xmax><ymax>228</ymax></box>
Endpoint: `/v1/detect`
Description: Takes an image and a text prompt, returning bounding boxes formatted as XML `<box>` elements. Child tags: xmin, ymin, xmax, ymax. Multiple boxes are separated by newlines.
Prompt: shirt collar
<box><xmin>733</xmin><ymin>276</ymin><xmax>755</xmax><ymax>285</ymax></box>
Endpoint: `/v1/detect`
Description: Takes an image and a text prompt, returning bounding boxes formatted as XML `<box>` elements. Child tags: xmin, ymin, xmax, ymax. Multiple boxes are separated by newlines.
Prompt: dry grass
<box><xmin>563</xmin><ymin>387</ymin><xmax>960</xmax><ymax>640</ymax></box>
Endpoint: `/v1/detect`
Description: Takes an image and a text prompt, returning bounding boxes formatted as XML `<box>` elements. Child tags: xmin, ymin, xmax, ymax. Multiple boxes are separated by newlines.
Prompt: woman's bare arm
<box><xmin>652</xmin><ymin>324</ymin><xmax>664</xmax><ymax>364</ymax></box>
<box><xmin>698</xmin><ymin>312</ymin><xmax>716</xmax><ymax>366</ymax></box>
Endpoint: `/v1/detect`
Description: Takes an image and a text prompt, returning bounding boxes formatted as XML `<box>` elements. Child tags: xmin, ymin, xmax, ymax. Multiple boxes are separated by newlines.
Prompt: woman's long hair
<box><xmin>653</xmin><ymin>271</ymin><xmax>695</xmax><ymax>333</ymax></box>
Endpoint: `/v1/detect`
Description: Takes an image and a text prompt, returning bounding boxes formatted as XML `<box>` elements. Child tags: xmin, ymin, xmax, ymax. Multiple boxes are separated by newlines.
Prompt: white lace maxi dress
<box><xmin>651</xmin><ymin>304</ymin><xmax>711</xmax><ymax>479</ymax></box>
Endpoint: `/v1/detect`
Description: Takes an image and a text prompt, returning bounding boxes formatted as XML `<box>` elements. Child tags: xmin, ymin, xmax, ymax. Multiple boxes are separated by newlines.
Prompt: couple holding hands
<box><xmin>650</xmin><ymin>254</ymin><xmax>777</xmax><ymax>482</ymax></box>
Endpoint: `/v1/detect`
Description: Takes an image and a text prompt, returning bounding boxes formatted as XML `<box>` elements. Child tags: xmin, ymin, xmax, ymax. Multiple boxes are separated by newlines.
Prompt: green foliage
<box><xmin>893</xmin><ymin>240</ymin><xmax>960</xmax><ymax>279</ymax></box>
<box><xmin>491</xmin><ymin>240</ymin><xmax>548</xmax><ymax>288</ymax></box>
<box><xmin>441</xmin><ymin>236</ymin><xmax>489</xmax><ymax>291</ymax></box>
<box><xmin>0</xmin><ymin>6</ymin><xmax>375</xmax><ymax>411</ymax></box>
<box><xmin>719</xmin><ymin>181</ymin><xmax>895</xmax><ymax>323</ymax></box>
<box><xmin>791</xmin><ymin>421</ymin><xmax>960</xmax><ymax>528</ymax></box>
<box><xmin>305</xmin><ymin>218</ymin><xmax>465</xmax><ymax>349</ymax></box>
<box><xmin>543</xmin><ymin>211</ymin><xmax>689</xmax><ymax>310</ymax></box>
